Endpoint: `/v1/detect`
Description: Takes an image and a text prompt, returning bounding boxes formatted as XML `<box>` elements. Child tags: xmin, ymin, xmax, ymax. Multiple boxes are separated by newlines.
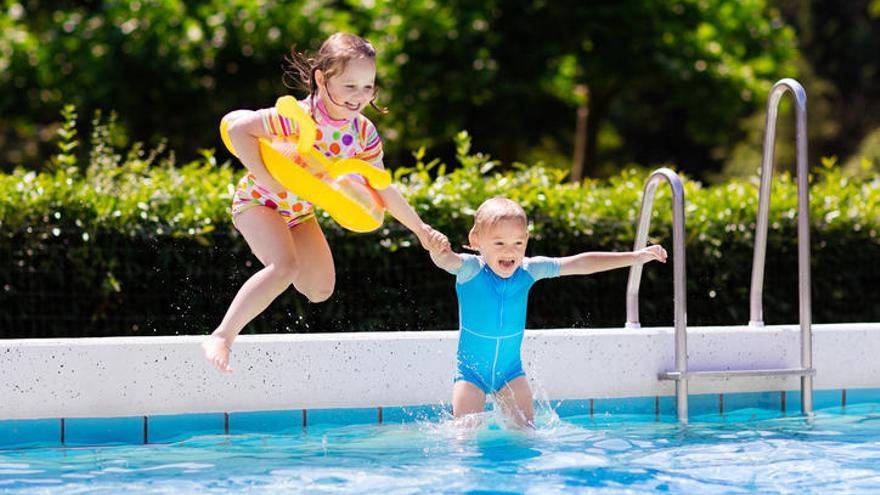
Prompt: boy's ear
<box><xmin>467</xmin><ymin>228</ymin><xmax>479</xmax><ymax>251</ymax></box>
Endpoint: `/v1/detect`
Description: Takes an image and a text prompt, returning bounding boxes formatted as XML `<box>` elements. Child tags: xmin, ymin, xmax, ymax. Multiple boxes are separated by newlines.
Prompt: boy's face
<box><xmin>317</xmin><ymin>58</ymin><xmax>377</xmax><ymax>120</ymax></box>
<box><xmin>471</xmin><ymin>219</ymin><xmax>529</xmax><ymax>279</ymax></box>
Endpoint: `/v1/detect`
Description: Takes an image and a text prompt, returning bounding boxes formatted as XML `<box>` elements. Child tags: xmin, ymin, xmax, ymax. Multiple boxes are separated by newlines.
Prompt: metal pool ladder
<box><xmin>624</xmin><ymin>167</ymin><xmax>689</xmax><ymax>418</ymax></box>
<box><xmin>626</xmin><ymin>79</ymin><xmax>816</xmax><ymax>423</ymax></box>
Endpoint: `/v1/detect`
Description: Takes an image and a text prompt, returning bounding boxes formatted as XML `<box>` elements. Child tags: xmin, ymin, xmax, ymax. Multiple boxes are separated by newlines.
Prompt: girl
<box><xmin>203</xmin><ymin>33</ymin><xmax>447</xmax><ymax>373</ymax></box>
<box><xmin>427</xmin><ymin>197</ymin><xmax>667</xmax><ymax>427</ymax></box>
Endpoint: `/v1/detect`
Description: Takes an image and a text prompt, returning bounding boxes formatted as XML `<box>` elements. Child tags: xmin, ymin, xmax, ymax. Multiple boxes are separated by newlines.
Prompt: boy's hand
<box><xmin>637</xmin><ymin>245</ymin><xmax>668</xmax><ymax>264</ymax></box>
<box><xmin>418</xmin><ymin>224</ymin><xmax>450</xmax><ymax>252</ymax></box>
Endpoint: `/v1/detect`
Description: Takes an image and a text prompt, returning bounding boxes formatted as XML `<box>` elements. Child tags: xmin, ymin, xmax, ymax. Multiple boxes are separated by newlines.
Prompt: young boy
<box><xmin>428</xmin><ymin>197</ymin><xmax>667</xmax><ymax>427</ymax></box>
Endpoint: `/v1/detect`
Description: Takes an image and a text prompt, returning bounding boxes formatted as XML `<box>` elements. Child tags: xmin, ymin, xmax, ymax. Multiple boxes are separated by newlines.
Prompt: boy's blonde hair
<box><xmin>467</xmin><ymin>197</ymin><xmax>528</xmax><ymax>247</ymax></box>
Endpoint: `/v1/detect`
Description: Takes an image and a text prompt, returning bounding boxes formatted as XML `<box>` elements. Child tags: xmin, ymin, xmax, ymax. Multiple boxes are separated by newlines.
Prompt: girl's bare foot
<box><xmin>201</xmin><ymin>335</ymin><xmax>233</xmax><ymax>373</ymax></box>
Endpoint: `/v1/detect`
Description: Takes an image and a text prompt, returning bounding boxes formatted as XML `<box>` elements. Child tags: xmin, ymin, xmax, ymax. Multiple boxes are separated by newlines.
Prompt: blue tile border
<box><xmin>64</xmin><ymin>416</ymin><xmax>144</xmax><ymax>447</ymax></box>
<box><xmin>723</xmin><ymin>391</ymin><xmax>783</xmax><ymax>414</ymax></box>
<box><xmin>381</xmin><ymin>404</ymin><xmax>450</xmax><ymax>424</ymax></box>
<box><xmin>844</xmin><ymin>387</ymin><xmax>880</xmax><ymax>406</ymax></box>
<box><xmin>658</xmin><ymin>396</ymin><xmax>676</xmax><ymax>417</ymax></box>
<box><xmin>147</xmin><ymin>412</ymin><xmax>226</xmax><ymax>444</ymax></box>
<box><xmin>0</xmin><ymin>418</ymin><xmax>61</xmax><ymax>449</ymax></box>
<box><xmin>229</xmin><ymin>410</ymin><xmax>302</xmax><ymax>434</ymax></box>
<box><xmin>551</xmin><ymin>399</ymin><xmax>591</xmax><ymax>418</ymax></box>
<box><xmin>688</xmin><ymin>393</ymin><xmax>722</xmax><ymax>416</ymax></box>
<box><xmin>594</xmin><ymin>396</ymin><xmax>658</xmax><ymax>416</ymax></box>
<box><xmin>813</xmin><ymin>389</ymin><xmax>844</xmax><ymax>410</ymax></box>
<box><xmin>4</xmin><ymin>388</ymin><xmax>880</xmax><ymax>450</ymax></box>
<box><xmin>782</xmin><ymin>389</ymin><xmax>842</xmax><ymax>412</ymax></box>
<box><xmin>306</xmin><ymin>407</ymin><xmax>378</xmax><ymax>427</ymax></box>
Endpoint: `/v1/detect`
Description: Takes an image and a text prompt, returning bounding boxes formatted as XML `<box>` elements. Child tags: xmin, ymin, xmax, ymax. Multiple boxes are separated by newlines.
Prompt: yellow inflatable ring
<box><xmin>220</xmin><ymin>96</ymin><xmax>391</xmax><ymax>233</ymax></box>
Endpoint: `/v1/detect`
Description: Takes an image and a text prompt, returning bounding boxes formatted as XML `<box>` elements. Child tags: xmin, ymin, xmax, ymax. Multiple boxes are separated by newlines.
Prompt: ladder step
<box><xmin>659</xmin><ymin>367</ymin><xmax>816</xmax><ymax>381</ymax></box>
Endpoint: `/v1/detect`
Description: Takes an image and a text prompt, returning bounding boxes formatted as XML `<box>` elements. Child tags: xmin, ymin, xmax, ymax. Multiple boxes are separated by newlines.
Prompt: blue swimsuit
<box><xmin>447</xmin><ymin>254</ymin><xmax>561</xmax><ymax>394</ymax></box>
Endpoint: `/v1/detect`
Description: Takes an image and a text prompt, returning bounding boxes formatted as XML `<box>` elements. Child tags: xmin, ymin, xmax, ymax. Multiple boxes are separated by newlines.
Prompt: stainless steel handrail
<box><xmin>624</xmin><ymin>167</ymin><xmax>689</xmax><ymax>420</ymax></box>
<box><xmin>625</xmin><ymin>80</ymin><xmax>813</xmax><ymax>423</ymax></box>
<box><xmin>747</xmin><ymin>78</ymin><xmax>813</xmax><ymax>414</ymax></box>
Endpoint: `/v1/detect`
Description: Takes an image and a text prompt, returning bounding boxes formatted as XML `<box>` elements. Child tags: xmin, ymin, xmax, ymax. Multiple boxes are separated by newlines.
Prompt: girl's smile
<box><xmin>317</xmin><ymin>58</ymin><xmax>376</xmax><ymax>120</ymax></box>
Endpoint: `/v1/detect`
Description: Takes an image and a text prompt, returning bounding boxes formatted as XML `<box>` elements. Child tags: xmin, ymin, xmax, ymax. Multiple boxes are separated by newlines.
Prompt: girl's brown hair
<box><xmin>282</xmin><ymin>32</ymin><xmax>387</xmax><ymax>116</ymax></box>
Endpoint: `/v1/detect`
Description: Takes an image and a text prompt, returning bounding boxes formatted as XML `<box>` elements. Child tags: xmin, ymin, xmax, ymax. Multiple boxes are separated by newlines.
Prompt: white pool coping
<box><xmin>2</xmin><ymin>323</ymin><xmax>879</xmax><ymax>420</ymax></box>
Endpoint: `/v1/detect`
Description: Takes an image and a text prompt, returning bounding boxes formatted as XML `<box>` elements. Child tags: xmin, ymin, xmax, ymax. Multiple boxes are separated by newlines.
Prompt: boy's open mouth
<box><xmin>498</xmin><ymin>259</ymin><xmax>516</xmax><ymax>270</ymax></box>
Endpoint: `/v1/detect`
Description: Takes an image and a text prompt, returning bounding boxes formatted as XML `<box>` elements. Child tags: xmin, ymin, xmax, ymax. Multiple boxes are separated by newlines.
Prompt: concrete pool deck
<box><xmin>3</xmin><ymin>323</ymin><xmax>880</xmax><ymax>421</ymax></box>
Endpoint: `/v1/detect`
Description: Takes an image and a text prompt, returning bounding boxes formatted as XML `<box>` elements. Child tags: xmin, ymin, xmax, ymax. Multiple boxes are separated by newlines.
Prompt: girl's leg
<box><xmin>494</xmin><ymin>376</ymin><xmax>535</xmax><ymax>428</ymax></box>
<box><xmin>452</xmin><ymin>380</ymin><xmax>487</xmax><ymax>424</ymax></box>
<box><xmin>286</xmin><ymin>216</ymin><xmax>335</xmax><ymax>303</ymax></box>
<box><xmin>203</xmin><ymin>208</ymin><xmax>333</xmax><ymax>372</ymax></box>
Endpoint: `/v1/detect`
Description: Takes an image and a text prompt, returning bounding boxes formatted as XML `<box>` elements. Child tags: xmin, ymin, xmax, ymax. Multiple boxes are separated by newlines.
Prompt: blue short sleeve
<box><xmin>446</xmin><ymin>253</ymin><xmax>482</xmax><ymax>283</ymax></box>
<box><xmin>523</xmin><ymin>256</ymin><xmax>561</xmax><ymax>281</ymax></box>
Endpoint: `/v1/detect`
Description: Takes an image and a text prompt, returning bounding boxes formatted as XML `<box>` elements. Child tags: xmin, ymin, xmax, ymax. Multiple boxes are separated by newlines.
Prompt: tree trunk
<box><xmin>571</xmin><ymin>84</ymin><xmax>590</xmax><ymax>182</ymax></box>
<box><xmin>583</xmin><ymin>92</ymin><xmax>609</xmax><ymax>179</ymax></box>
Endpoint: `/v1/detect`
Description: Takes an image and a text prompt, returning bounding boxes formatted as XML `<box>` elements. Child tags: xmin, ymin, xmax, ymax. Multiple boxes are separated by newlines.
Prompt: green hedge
<box><xmin>3</xmin><ymin>120</ymin><xmax>880</xmax><ymax>338</ymax></box>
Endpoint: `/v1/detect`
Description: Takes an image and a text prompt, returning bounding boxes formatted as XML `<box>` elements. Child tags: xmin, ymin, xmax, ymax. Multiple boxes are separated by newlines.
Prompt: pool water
<box><xmin>3</xmin><ymin>404</ymin><xmax>880</xmax><ymax>494</ymax></box>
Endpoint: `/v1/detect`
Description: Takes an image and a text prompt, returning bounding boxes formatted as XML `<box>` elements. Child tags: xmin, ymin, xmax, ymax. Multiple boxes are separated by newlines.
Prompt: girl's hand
<box><xmin>637</xmin><ymin>245</ymin><xmax>668</xmax><ymax>264</ymax></box>
<box><xmin>418</xmin><ymin>224</ymin><xmax>450</xmax><ymax>253</ymax></box>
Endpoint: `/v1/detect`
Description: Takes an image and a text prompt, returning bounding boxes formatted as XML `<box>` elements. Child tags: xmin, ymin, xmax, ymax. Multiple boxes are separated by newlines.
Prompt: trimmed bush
<box><xmin>3</xmin><ymin>124</ymin><xmax>880</xmax><ymax>338</ymax></box>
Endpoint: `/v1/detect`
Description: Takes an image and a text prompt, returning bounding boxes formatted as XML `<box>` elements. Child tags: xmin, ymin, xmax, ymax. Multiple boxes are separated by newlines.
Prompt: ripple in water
<box><xmin>3</xmin><ymin>406</ymin><xmax>880</xmax><ymax>493</ymax></box>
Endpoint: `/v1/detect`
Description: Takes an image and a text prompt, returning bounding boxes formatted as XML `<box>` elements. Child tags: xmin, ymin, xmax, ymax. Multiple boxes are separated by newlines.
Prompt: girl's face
<box><xmin>316</xmin><ymin>58</ymin><xmax>377</xmax><ymax>120</ymax></box>
<box><xmin>470</xmin><ymin>218</ymin><xmax>529</xmax><ymax>279</ymax></box>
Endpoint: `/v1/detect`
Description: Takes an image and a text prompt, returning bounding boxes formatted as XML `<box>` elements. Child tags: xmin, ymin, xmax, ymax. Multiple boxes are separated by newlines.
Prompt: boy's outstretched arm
<box><xmin>558</xmin><ymin>245</ymin><xmax>667</xmax><ymax>276</ymax></box>
<box><xmin>429</xmin><ymin>245</ymin><xmax>463</xmax><ymax>272</ymax></box>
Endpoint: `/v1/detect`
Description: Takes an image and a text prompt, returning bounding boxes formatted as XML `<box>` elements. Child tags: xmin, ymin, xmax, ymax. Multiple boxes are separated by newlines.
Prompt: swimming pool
<box><xmin>3</xmin><ymin>402</ymin><xmax>880</xmax><ymax>494</ymax></box>
<box><xmin>3</xmin><ymin>324</ymin><xmax>880</xmax><ymax>493</ymax></box>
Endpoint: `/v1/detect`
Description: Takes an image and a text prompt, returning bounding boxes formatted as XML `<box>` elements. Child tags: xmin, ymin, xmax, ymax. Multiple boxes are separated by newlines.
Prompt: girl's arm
<box><xmin>224</xmin><ymin>110</ymin><xmax>286</xmax><ymax>193</ymax></box>
<box><xmin>377</xmin><ymin>185</ymin><xmax>448</xmax><ymax>251</ymax></box>
<box><xmin>558</xmin><ymin>245</ymin><xmax>667</xmax><ymax>276</ymax></box>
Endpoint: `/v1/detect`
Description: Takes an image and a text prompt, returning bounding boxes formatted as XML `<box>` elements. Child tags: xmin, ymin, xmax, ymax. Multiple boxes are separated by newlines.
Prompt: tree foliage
<box><xmin>2</xmin><ymin>0</ymin><xmax>796</xmax><ymax>180</ymax></box>
<box><xmin>774</xmin><ymin>0</ymin><xmax>880</xmax><ymax>161</ymax></box>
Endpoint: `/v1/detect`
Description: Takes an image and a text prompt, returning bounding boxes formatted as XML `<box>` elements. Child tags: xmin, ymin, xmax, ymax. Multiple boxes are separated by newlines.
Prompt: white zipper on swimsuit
<box><xmin>491</xmin><ymin>276</ymin><xmax>508</xmax><ymax>390</ymax></box>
